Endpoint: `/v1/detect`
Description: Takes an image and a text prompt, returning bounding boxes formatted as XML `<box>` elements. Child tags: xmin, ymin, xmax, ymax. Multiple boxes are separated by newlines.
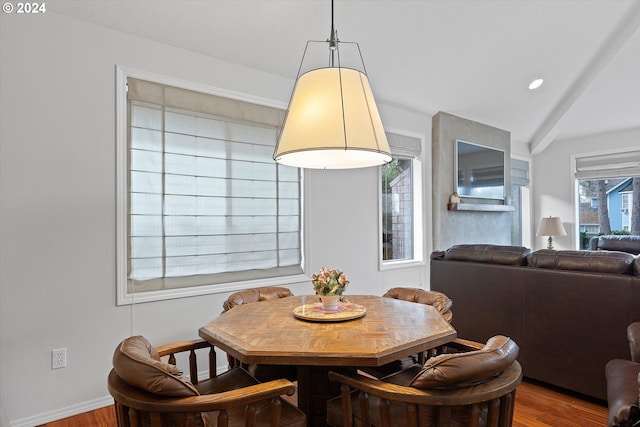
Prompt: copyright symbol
<box><xmin>2</xmin><ymin>3</ymin><xmax>14</xmax><ymax>13</ymax></box>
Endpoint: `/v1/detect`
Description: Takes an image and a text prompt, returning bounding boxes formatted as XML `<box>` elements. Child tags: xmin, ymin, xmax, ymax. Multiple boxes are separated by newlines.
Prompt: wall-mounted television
<box><xmin>455</xmin><ymin>139</ymin><xmax>505</xmax><ymax>200</ymax></box>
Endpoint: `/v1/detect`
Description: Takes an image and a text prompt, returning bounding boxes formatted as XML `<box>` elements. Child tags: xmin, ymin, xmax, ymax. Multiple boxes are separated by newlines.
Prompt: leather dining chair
<box><xmin>222</xmin><ymin>286</ymin><xmax>298</xmax><ymax>382</ymax></box>
<box><xmin>327</xmin><ymin>336</ymin><xmax>522</xmax><ymax>427</ymax></box>
<box><xmin>108</xmin><ymin>335</ymin><xmax>306</xmax><ymax>427</ymax></box>
<box><xmin>361</xmin><ymin>287</ymin><xmax>454</xmax><ymax>378</ymax></box>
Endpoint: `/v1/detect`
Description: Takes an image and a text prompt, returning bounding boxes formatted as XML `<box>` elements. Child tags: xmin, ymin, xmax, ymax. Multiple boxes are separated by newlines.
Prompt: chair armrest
<box><xmin>173</xmin><ymin>379</ymin><xmax>297</xmax><ymax>412</ymax></box>
<box><xmin>109</xmin><ymin>370</ymin><xmax>296</xmax><ymax>413</ymax></box>
<box><xmin>330</xmin><ymin>361</ymin><xmax>522</xmax><ymax>407</ymax></box>
<box><xmin>329</xmin><ymin>371</ymin><xmax>436</xmax><ymax>405</ymax></box>
<box><xmin>154</xmin><ymin>339</ymin><xmax>217</xmax><ymax>384</ymax></box>
<box><xmin>628</xmin><ymin>322</ymin><xmax>640</xmax><ymax>363</ymax></box>
<box><xmin>155</xmin><ymin>339</ymin><xmax>211</xmax><ymax>357</ymax></box>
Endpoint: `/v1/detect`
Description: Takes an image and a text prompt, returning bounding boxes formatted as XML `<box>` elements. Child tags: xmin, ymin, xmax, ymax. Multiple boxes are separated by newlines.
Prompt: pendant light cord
<box><xmin>329</xmin><ymin>0</ymin><xmax>338</xmax><ymax>66</ymax></box>
<box><xmin>327</xmin><ymin>0</ymin><xmax>348</xmax><ymax>150</ymax></box>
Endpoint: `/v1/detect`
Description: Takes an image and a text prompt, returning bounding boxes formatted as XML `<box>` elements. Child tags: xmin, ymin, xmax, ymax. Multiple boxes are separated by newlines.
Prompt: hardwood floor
<box><xmin>512</xmin><ymin>380</ymin><xmax>607</xmax><ymax>427</ymax></box>
<box><xmin>38</xmin><ymin>379</ymin><xmax>608</xmax><ymax>427</ymax></box>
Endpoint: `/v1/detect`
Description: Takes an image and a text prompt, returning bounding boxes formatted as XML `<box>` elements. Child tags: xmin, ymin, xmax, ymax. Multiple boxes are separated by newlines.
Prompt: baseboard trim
<box><xmin>10</xmin><ymin>396</ymin><xmax>113</xmax><ymax>427</ymax></box>
<box><xmin>10</xmin><ymin>368</ymin><xmax>219</xmax><ymax>426</ymax></box>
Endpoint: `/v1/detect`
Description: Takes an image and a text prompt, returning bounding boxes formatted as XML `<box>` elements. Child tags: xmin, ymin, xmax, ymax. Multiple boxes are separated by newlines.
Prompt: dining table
<box><xmin>199</xmin><ymin>294</ymin><xmax>457</xmax><ymax>427</ymax></box>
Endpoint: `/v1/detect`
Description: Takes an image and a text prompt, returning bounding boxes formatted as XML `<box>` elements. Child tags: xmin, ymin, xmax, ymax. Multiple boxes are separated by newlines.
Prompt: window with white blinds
<box><xmin>120</xmin><ymin>75</ymin><xmax>302</xmax><ymax>301</ymax></box>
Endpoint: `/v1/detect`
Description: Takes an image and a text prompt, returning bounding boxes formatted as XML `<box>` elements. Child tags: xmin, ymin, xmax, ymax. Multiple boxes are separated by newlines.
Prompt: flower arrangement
<box><xmin>312</xmin><ymin>267</ymin><xmax>349</xmax><ymax>296</ymax></box>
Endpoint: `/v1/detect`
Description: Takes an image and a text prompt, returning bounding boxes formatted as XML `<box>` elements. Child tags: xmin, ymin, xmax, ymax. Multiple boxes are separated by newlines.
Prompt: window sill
<box><xmin>380</xmin><ymin>259</ymin><xmax>425</xmax><ymax>271</ymax></box>
<box><xmin>117</xmin><ymin>273</ymin><xmax>310</xmax><ymax>305</ymax></box>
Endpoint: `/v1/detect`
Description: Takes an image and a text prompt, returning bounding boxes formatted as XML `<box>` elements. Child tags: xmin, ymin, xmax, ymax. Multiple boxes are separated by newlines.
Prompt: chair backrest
<box><xmin>383</xmin><ymin>287</ymin><xmax>453</xmax><ymax>322</ymax></box>
<box><xmin>223</xmin><ymin>286</ymin><xmax>293</xmax><ymax>312</ymax></box>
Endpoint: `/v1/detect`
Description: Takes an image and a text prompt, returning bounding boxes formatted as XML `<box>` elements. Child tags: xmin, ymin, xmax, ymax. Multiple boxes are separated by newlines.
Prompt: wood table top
<box><xmin>199</xmin><ymin>294</ymin><xmax>457</xmax><ymax>367</ymax></box>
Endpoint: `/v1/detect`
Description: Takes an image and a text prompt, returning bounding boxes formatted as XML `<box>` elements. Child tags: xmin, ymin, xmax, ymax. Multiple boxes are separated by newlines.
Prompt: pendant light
<box><xmin>273</xmin><ymin>0</ymin><xmax>392</xmax><ymax>169</ymax></box>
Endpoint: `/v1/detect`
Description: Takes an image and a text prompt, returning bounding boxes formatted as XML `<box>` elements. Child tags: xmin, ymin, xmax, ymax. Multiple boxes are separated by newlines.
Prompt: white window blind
<box><xmin>126</xmin><ymin>78</ymin><xmax>302</xmax><ymax>294</ymax></box>
<box><xmin>575</xmin><ymin>150</ymin><xmax>640</xmax><ymax>179</ymax></box>
<box><xmin>386</xmin><ymin>132</ymin><xmax>422</xmax><ymax>157</ymax></box>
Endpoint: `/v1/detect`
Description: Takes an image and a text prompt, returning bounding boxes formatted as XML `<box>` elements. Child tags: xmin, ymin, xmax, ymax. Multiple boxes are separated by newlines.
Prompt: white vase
<box><xmin>320</xmin><ymin>295</ymin><xmax>340</xmax><ymax>311</ymax></box>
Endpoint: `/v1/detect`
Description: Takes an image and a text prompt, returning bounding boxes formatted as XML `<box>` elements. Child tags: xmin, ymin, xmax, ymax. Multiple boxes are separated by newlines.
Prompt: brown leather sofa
<box><xmin>431</xmin><ymin>244</ymin><xmax>640</xmax><ymax>401</ymax></box>
<box><xmin>589</xmin><ymin>234</ymin><xmax>640</xmax><ymax>255</ymax></box>
<box><xmin>606</xmin><ymin>322</ymin><xmax>640</xmax><ymax>427</ymax></box>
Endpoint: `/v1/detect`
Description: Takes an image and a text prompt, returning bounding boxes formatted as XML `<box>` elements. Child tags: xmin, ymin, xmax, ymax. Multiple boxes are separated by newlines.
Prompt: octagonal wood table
<box><xmin>199</xmin><ymin>294</ymin><xmax>457</xmax><ymax>427</ymax></box>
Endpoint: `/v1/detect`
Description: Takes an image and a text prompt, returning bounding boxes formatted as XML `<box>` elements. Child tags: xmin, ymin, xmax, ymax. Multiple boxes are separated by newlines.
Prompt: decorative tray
<box><xmin>293</xmin><ymin>302</ymin><xmax>366</xmax><ymax>322</ymax></box>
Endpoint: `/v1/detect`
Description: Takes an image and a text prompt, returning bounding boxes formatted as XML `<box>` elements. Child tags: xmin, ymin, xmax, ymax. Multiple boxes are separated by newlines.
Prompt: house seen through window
<box><xmin>577</xmin><ymin>177</ymin><xmax>639</xmax><ymax>248</ymax></box>
<box><xmin>575</xmin><ymin>150</ymin><xmax>640</xmax><ymax>249</ymax></box>
<box><xmin>379</xmin><ymin>132</ymin><xmax>423</xmax><ymax>266</ymax></box>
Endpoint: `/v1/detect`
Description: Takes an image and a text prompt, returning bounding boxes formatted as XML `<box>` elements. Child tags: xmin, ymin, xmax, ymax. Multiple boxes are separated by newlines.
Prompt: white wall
<box><xmin>532</xmin><ymin>127</ymin><xmax>640</xmax><ymax>250</ymax></box>
<box><xmin>0</xmin><ymin>12</ymin><xmax>431</xmax><ymax>425</ymax></box>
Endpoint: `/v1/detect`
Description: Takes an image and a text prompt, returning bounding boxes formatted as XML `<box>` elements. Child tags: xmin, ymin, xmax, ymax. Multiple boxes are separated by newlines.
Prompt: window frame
<box><xmin>378</xmin><ymin>134</ymin><xmax>424</xmax><ymax>270</ymax></box>
<box><xmin>573</xmin><ymin>148</ymin><xmax>640</xmax><ymax>248</ymax></box>
<box><xmin>116</xmin><ymin>66</ymin><xmax>306</xmax><ymax>305</ymax></box>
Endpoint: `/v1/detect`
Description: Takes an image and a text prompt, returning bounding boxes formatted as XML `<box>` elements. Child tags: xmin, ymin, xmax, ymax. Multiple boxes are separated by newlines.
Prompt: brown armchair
<box><xmin>327</xmin><ymin>336</ymin><xmax>521</xmax><ymax>427</ymax></box>
<box><xmin>222</xmin><ymin>286</ymin><xmax>298</xmax><ymax>382</ymax></box>
<box><xmin>606</xmin><ymin>322</ymin><xmax>640</xmax><ymax>427</ymax></box>
<box><xmin>108</xmin><ymin>336</ymin><xmax>306</xmax><ymax>427</ymax></box>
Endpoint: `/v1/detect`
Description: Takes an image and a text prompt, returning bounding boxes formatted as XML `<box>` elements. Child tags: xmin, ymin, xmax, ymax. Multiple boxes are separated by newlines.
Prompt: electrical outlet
<box><xmin>51</xmin><ymin>348</ymin><xmax>67</xmax><ymax>369</ymax></box>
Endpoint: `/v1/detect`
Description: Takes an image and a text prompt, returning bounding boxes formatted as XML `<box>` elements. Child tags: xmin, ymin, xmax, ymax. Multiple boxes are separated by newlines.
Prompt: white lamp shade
<box><xmin>536</xmin><ymin>216</ymin><xmax>567</xmax><ymax>237</ymax></box>
<box><xmin>274</xmin><ymin>67</ymin><xmax>392</xmax><ymax>169</ymax></box>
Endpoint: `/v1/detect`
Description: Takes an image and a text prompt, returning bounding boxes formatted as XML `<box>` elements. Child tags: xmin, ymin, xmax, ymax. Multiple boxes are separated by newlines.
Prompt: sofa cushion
<box><xmin>443</xmin><ymin>244</ymin><xmax>531</xmax><ymax>266</ymax></box>
<box><xmin>409</xmin><ymin>335</ymin><xmax>519</xmax><ymax>389</ymax></box>
<box><xmin>528</xmin><ymin>249</ymin><xmax>635</xmax><ymax>275</ymax></box>
<box><xmin>113</xmin><ymin>335</ymin><xmax>199</xmax><ymax>397</ymax></box>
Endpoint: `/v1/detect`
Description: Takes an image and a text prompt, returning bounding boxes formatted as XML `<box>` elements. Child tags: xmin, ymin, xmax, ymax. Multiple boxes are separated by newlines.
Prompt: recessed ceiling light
<box><xmin>528</xmin><ymin>78</ymin><xmax>544</xmax><ymax>90</ymax></box>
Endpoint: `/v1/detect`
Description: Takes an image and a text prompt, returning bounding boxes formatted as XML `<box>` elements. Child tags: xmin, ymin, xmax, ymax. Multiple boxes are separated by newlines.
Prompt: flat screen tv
<box><xmin>455</xmin><ymin>140</ymin><xmax>505</xmax><ymax>200</ymax></box>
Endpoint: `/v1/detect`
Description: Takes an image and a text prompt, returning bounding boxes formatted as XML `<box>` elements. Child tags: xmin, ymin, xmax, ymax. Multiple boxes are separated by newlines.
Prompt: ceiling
<box><xmin>48</xmin><ymin>0</ymin><xmax>640</xmax><ymax>154</ymax></box>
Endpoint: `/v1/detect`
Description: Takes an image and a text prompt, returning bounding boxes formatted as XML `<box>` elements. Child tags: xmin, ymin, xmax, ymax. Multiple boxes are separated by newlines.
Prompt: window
<box><xmin>622</xmin><ymin>193</ymin><xmax>630</xmax><ymax>211</ymax></box>
<box><xmin>510</xmin><ymin>158</ymin><xmax>530</xmax><ymax>246</ymax></box>
<box><xmin>116</xmin><ymin>68</ymin><xmax>303</xmax><ymax>304</ymax></box>
<box><xmin>380</xmin><ymin>132</ymin><xmax>423</xmax><ymax>267</ymax></box>
<box><xmin>574</xmin><ymin>149</ymin><xmax>640</xmax><ymax>249</ymax></box>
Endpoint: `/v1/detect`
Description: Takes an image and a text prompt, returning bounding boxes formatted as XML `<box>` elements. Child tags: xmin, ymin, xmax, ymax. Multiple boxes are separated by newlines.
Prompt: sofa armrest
<box><xmin>605</xmin><ymin>359</ymin><xmax>640</xmax><ymax>427</ymax></box>
<box><xmin>629</xmin><ymin>322</ymin><xmax>640</xmax><ymax>363</ymax></box>
<box><xmin>591</xmin><ymin>235</ymin><xmax>640</xmax><ymax>255</ymax></box>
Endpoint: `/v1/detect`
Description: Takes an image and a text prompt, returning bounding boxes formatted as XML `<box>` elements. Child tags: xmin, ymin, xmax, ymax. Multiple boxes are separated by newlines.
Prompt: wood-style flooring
<box><xmin>37</xmin><ymin>379</ymin><xmax>608</xmax><ymax>427</ymax></box>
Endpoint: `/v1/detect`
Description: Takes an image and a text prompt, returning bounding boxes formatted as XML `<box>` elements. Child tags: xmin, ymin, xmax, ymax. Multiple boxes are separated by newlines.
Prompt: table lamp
<box><xmin>536</xmin><ymin>216</ymin><xmax>567</xmax><ymax>249</ymax></box>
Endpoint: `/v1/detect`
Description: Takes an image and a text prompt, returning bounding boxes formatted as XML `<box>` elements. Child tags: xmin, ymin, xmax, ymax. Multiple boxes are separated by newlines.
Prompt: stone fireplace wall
<box><xmin>432</xmin><ymin>112</ymin><xmax>513</xmax><ymax>251</ymax></box>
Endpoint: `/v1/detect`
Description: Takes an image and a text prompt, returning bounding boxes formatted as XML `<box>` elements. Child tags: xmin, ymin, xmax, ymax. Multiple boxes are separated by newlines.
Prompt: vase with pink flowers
<box><xmin>312</xmin><ymin>267</ymin><xmax>349</xmax><ymax>311</ymax></box>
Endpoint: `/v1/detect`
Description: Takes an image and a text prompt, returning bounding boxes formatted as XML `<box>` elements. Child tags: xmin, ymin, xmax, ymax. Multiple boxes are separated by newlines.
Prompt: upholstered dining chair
<box><xmin>327</xmin><ymin>336</ymin><xmax>522</xmax><ymax>427</ymax></box>
<box><xmin>360</xmin><ymin>287</ymin><xmax>454</xmax><ymax>378</ymax></box>
<box><xmin>222</xmin><ymin>286</ymin><xmax>298</xmax><ymax>382</ymax></box>
<box><xmin>108</xmin><ymin>335</ymin><xmax>306</xmax><ymax>427</ymax></box>
<box><xmin>222</xmin><ymin>286</ymin><xmax>295</xmax><ymax>312</ymax></box>
<box><xmin>383</xmin><ymin>287</ymin><xmax>453</xmax><ymax>322</ymax></box>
